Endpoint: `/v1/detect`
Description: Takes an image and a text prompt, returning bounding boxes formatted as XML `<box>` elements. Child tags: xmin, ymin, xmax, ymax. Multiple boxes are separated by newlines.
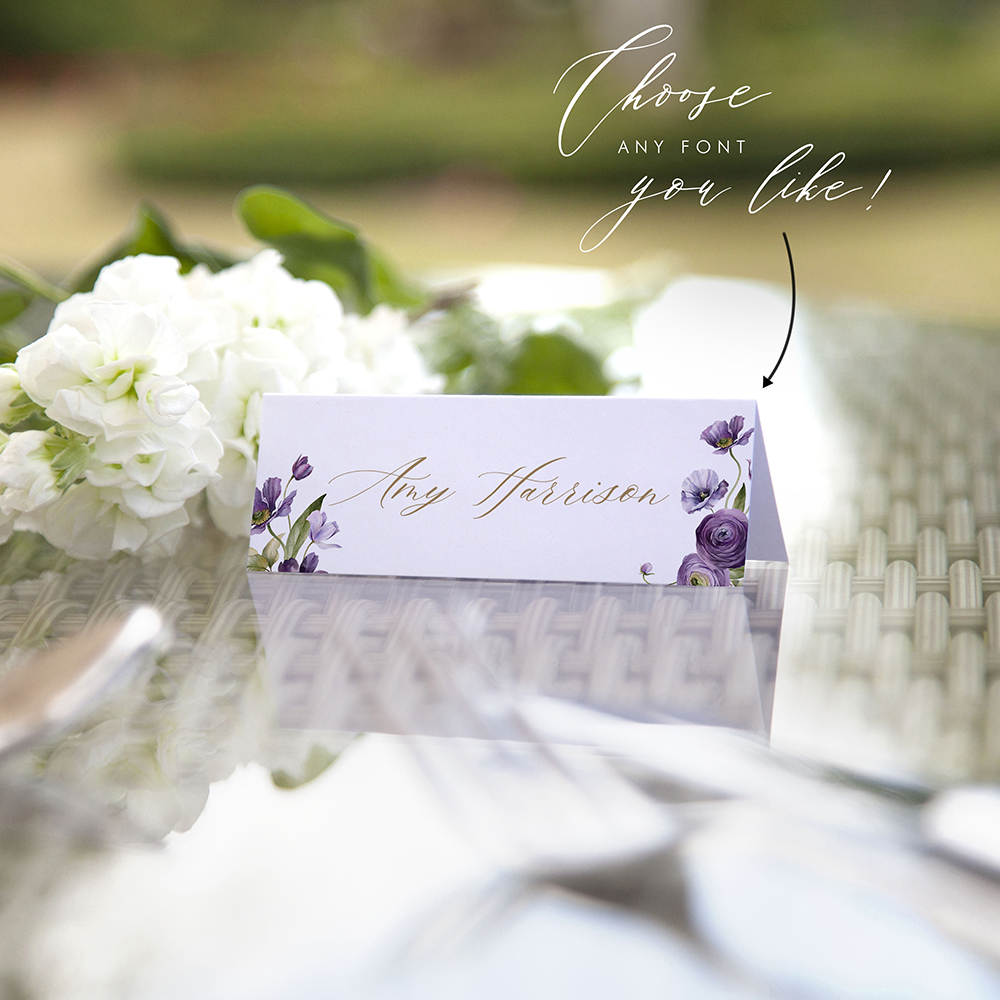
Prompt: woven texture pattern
<box><xmin>776</xmin><ymin>314</ymin><xmax>1000</xmax><ymax>781</ymax></box>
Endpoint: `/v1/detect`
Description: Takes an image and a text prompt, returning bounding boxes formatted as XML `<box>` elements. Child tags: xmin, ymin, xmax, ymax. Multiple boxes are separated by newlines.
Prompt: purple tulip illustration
<box><xmin>300</xmin><ymin>552</ymin><xmax>320</xmax><ymax>573</ymax></box>
<box><xmin>307</xmin><ymin>511</ymin><xmax>342</xmax><ymax>550</ymax></box>
<box><xmin>680</xmin><ymin>469</ymin><xmax>729</xmax><ymax>514</ymax></box>
<box><xmin>640</xmin><ymin>562</ymin><xmax>654</xmax><ymax>583</ymax></box>
<box><xmin>292</xmin><ymin>455</ymin><xmax>314</xmax><ymax>480</ymax></box>
<box><xmin>676</xmin><ymin>553</ymin><xmax>731</xmax><ymax>587</ymax></box>
<box><xmin>277</xmin><ymin>557</ymin><xmax>299</xmax><ymax>572</ymax></box>
<box><xmin>700</xmin><ymin>416</ymin><xmax>754</xmax><ymax>455</ymax></box>
<box><xmin>695</xmin><ymin>508</ymin><xmax>749</xmax><ymax>569</ymax></box>
<box><xmin>251</xmin><ymin>477</ymin><xmax>296</xmax><ymax>534</ymax></box>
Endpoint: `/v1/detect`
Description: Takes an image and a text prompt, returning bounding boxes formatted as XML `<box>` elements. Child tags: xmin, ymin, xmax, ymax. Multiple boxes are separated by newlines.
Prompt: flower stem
<box><xmin>0</xmin><ymin>253</ymin><xmax>69</xmax><ymax>303</ymax></box>
<box><xmin>725</xmin><ymin>451</ymin><xmax>742</xmax><ymax>507</ymax></box>
<box><xmin>266</xmin><ymin>522</ymin><xmax>284</xmax><ymax>558</ymax></box>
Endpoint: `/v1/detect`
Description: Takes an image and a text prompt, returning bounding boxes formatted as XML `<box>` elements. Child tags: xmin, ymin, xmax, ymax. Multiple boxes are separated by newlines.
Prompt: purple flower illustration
<box><xmin>640</xmin><ymin>562</ymin><xmax>654</xmax><ymax>583</ymax></box>
<box><xmin>695</xmin><ymin>508</ymin><xmax>749</xmax><ymax>569</ymax></box>
<box><xmin>278</xmin><ymin>553</ymin><xmax>325</xmax><ymax>573</ymax></box>
<box><xmin>292</xmin><ymin>455</ymin><xmax>314</xmax><ymax>480</ymax></box>
<box><xmin>251</xmin><ymin>477</ymin><xmax>296</xmax><ymax>534</ymax></box>
<box><xmin>676</xmin><ymin>553</ymin><xmax>731</xmax><ymax>587</ymax></box>
<box><xmin>700</xmin><ymin>416</ymin><xmax>754</xmax><ymax>455</ymax></box>
<box><xmin>680</xmin><ymin>469</ymin><xmax>729</xmax><ymax>514</ymax></box>
<box><xmin>307</xmin><ymin>511</ymin><xmax>342</xmax><ymax>549</ymax></box>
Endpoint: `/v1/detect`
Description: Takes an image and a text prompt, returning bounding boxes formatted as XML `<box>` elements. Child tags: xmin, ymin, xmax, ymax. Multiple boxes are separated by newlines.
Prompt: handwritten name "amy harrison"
<box><xmin>325</xmin><ymin>457</ymin><xmax>668</xmax><ymax>518</ymax></box>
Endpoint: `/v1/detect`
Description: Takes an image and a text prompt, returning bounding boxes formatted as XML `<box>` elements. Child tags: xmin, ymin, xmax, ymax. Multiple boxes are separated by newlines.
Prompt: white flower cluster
<box><xmin>0</xmin><ymin>252</ymin><xmax>439</xmax><ymax>559</ymax></box>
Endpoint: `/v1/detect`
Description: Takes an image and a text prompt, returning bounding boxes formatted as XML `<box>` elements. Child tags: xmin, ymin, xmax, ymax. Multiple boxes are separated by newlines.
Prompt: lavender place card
<box><xmin>249</xmin><ymin>395</ymin><xmax>785</xmax><ymax>585</ymax></box>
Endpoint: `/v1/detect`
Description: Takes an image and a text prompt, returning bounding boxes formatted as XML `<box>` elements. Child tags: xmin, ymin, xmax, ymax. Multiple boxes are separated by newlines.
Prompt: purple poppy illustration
<box><xmin>676</xmin><ymin>553</ymin><xmax>731</xmax><ymax>587</ymax></box>
<box><xmin>251</xmin><ymin>477</ymin><xmax>296</xmax><ymax>534</ymax></box>
<box><xmin>292</xmin><ymin>455</ymin><xmax>314</xmax><ymax>480</ymax></box>
<box><xmin>307</xmin><ymin>511</ymin><xmax>342</xmax><ymax>549</ymax></box>
<box><xmin>640</xmin><ymin>562</ymin><xmax>654</xmax><ymax>583</ymax></box>
<box><xmin>695</xmin><ymin>508</ymin><xmax>749</xmax><ymax>569</ymax></box>
<box><xmin>680</xmin><ymin>469</ymin><xmax>729</xmax><ymax>514</ymax></box>
<box><xmin>700</xmin><ymin>415</ymin><xmax>754</xmax><ymax>455</ymax></box>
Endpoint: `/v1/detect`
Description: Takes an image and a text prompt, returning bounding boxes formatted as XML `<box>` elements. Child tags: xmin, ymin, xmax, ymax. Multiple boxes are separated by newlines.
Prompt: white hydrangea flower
<box><xmin>342</xmin><ymin>305</ymin><xmax>443</xmax><ymax>395</ymax></box>
<box><xmin>0</xmin><ymin>365</ymin><xmax>27</xmax><ymax>426</ymax></box>
<box><xmin>61</xmin><ymin>254</ymin><xmax>237</xmax><ymax>385</ymax></box>
<box><xmin>8</xmin><ymin>280</ymin><xmax>226</xmax><ymax>560</ymax></box>
<box><xmin>19</xmin><ymin>480</ymin><xmax>192</xmax><ymax>560</ymax></box>
<box><xmin>15</xmin><ymin>300</ymin><xmax>201</xmax><ymax>440</ymax></box>
<box><xmin>0</xmin><ymin>429</ymin><xmax>62</xmax><ymax>516</ymax></box>
<box><xmin>184</xmin><ymin>250</ymin><xmax>371</xmax><ymax>535</ymax></box>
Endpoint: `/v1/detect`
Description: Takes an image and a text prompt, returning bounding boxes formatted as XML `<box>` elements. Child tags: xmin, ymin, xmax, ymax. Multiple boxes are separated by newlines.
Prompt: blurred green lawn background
<box><xmin>2</xmin><ymin>0</ymin><xmax>1000</xmax><ymax>321</ymax></box>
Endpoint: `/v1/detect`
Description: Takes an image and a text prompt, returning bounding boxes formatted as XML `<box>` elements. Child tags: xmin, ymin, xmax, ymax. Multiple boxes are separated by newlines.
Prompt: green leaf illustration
<box><xmin>262</xmin><ymin>537</ymin><xmax>281</xmax><ymax>567</ymax></box>
<box><xmin>247</xmin><ymin>552</ymin><xmax>270</xmax><ymax>572</ymax></box>
<box><xmin>733</xmin><ymin>484</ymin><xmax>747</xmax><ymax>512</ymax></box>
<box><xmin>285</xmin><ymin>493</ymin><xmax>327</xmax><ymax>560</ymax></box>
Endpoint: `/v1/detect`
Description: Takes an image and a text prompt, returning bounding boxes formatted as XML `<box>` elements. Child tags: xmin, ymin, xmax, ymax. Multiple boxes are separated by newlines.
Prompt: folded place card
<box><xmin>249</xmin><ymin>395</ymin><xmax>785</xmax><ymax>586</ymax></box>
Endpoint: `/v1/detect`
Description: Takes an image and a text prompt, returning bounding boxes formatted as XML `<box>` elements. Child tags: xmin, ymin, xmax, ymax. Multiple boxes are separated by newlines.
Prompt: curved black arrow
<box><xmin>763</xmin><ymin>232</ymin><xmax>795</xmax><ymax>388</ymax></box>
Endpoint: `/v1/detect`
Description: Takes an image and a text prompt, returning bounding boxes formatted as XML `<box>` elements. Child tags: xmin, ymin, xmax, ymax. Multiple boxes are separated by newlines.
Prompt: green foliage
<box><xmin>0</xmin><ymin>531</ymin><xmax>71</xmax><ymax>585</ymax></box>
<box><xmin>43</xmin><ymin>435</ymin><xmax>90</xmax><ymax>490</ymax></box>
<box><xmin>271</xmin><ymin>743</ymin><xmax>342</xmax><ymax>790</ymax></box>
<box><xmin>733</xmin><ymin>484</ymin><xmax>747</xmax><ymax>512</ymax></box>
<box><xmin>421</xmin><ymin>305</ymin><xmax>611</xmax><ymax>396</ymax></box>
<box><xmin>262</xmin><ymin>537</ymin><xmax>281</xmax><ymax>567</ymax></box>
<box><xmin>237</xmin><ymin>186</ymin><xmax>424</xmax><ymax>315</ymax></box>
<box><xmin>246</xmin><ymin>551</ymin><xmax>270</xmax><ymax>572</ymax></box>
<box><xmin>0</xmin><ymin>291</ymin><xmax>32</xmax><ymax>326</ymax></box>
<box><xmin>69</xmin><ymin>202</ymin><xmax>236</xmax><ymax>294</ymax></box>
<box><xmin>284</xmin><ymin>494</ymin><xmax>326</xmax><ymax>562</ymax></box>
<box><xmin>499</xmin><ymin>332</ymin><xmax>611</xmax><ymax>396</ymax></box>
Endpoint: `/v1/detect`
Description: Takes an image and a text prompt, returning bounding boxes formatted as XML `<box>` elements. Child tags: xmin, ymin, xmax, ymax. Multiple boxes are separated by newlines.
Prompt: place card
<box><xmin>249</xmin><ymin>395</ymin><xmax>785</xmax><ymax>585</ymax></box>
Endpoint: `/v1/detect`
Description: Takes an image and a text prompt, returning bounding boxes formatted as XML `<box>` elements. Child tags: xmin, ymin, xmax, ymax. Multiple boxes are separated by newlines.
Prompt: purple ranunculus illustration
<box><xmin>680</xmin><ymin>468</ymin><xmax>729</xmax><ymax>514</ymax></box>
<box><xmin>277</xmin><ymin>557</ymin><xmax>299</xmax><ymax>572</ymax></box>
<box><xmin>307</xmin><ymin>511</ymin><xmax>342</xmax><ymax>549</ymax></box>
<box><xmin>695</xmin><ymin>508</ymin><xmax>749</xmax><ymax>569</ymax></box>
<box><xmin>700</xmin><ymin>415</ymin><xmax>754</xmax><ymax>455</ymax></box>
<box><xmin>292</xmin><ymin>455</ymin><xmax>314</xmax><ymax>480</ymax></box>
<box><xmin>676</xmin><ymin>553</ymin><xmax>731</xmax><ymax>586</ymax></box>
<box><xmin>251</xmin><ymin>477</ymin><xmax>296</xmax><ymax>534</ymax></box>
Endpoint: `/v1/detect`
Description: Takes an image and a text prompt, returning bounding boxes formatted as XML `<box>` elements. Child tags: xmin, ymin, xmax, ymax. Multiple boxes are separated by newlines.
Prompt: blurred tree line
<box><xmin>2</xmin><ymin>0</ymin><xmax>998</xmax><ymax>185</ymax></box>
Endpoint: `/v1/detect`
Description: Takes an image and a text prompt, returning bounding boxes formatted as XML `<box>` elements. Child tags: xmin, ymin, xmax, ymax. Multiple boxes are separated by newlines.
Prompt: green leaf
<box><xmin>44</xmin><ymin>438</ymin><xmax>91</xmax><ymax>490</ymax></box>
<box><xmin>0</xmin><ymin>254</ymin><xmax>68</xmax><ymax>303</ymax></box>
<box><xmin>729</xmin><ymin>566</ymin><xmax>745</xmax><ymax>585</ymax></box>
<box><xmin>262</xmin><ymin>536</ymin><xmax>281</xmax><ymax>567</ymax></box>
<box><xmin>499</xmin><ymin>333</ymin><xmax>611</xmax><ymax>396</ymax></box>
<box><xmin>68</xmin><ymin>201</ymin><xmax>237</xmax><ymax>293</ymax></box>
<box><xmin>236</xmin><ymin>186</ymin><xmax>425</xmax><ymax>314</ymax></box>
<box><xmin>247</xmin><ymin>552</ymin><xmax>271</xmax><ymax>572</ymax></box>
<box><xmin>0</xmin><ymin>290</ymin><xmax>32</xmax><ymax>326</ymax></box>
<box><xmin>285</xmin><ymin>493</ymin><xmax>326</xmax><ymax>561</ymax></box>
<box><xmin>271</xmin><ymin>743</ymin><xmax>341</xmax><ymax>790</ymax></box>
<box><xmin>419</xmin><ymin>304</ymin><xmax>509</xmax><ymax>394</ymax></box>
<box><xmin>733</xmin><ymin>484</ymin><xmax>747</xmax><ymax>512</ymax></box>
<box><xmin>0</xmin><ymin>531</ymin><xmax>71</xmax><ymax>586</ymax></box>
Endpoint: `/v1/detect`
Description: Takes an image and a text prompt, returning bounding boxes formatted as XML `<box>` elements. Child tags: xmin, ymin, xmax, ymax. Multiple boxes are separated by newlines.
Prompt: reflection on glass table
<box><xmin>2</xmin><ymin>302</ymin><xmax>1000</xmax><ymax>997</ymax></box>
